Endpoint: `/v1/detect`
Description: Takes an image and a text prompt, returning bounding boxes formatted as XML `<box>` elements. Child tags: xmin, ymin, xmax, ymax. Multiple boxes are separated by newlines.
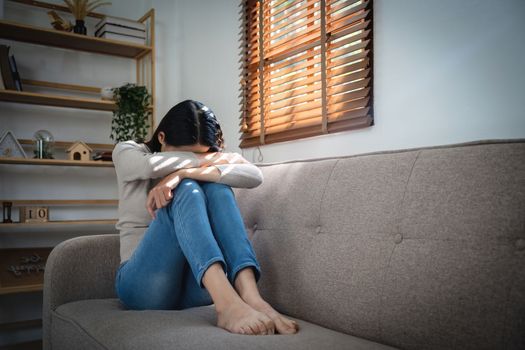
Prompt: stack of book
<box><xmin>0</xmin><ymin>45</ymin><xmax>23</xmax><ymax>91</ymax></box>
<box><xmin>95</xmin><ymin>16</ymin><xmax>147</xmax><ymax>45</ymax></box>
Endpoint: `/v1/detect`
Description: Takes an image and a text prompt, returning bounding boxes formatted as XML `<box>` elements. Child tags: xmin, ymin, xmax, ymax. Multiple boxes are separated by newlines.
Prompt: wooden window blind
<box><xmin>239</xmin><ymin>0</ymin><xmax>373</xmax><ymax>148</ymax></box>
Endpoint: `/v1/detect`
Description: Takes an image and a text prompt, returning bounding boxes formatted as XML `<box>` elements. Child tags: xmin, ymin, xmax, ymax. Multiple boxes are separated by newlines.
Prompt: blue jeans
<box><xmin>114</xmin><ymin>178</ymin><xmax>262</xmax><ymax>311</ymax></box>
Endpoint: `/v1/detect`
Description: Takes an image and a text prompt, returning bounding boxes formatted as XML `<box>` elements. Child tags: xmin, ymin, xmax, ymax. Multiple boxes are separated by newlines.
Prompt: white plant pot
<box><xmin>100</xmin><ymin>86</ymin><xmax>114</xmax><ymax>100</ymax></box>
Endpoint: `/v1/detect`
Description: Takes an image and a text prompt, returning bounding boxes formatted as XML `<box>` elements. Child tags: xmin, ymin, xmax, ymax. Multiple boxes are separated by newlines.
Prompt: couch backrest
<box><xmin>232</xmin><ymin>139</ymin><xmax>525</xmax><ymax>350</ymax></box>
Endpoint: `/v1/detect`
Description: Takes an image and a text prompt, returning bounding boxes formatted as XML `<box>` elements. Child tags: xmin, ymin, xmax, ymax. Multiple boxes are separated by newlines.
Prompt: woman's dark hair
<box><xmin>144</xmin><ymin>99</ymin><xmax>225</xmax><ymax>153</ymax></box>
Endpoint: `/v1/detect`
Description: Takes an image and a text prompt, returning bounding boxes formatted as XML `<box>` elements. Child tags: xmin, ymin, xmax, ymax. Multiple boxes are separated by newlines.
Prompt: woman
<box><xmin>112</xmin><ymin>100</ymin><xmax>299</xmax><ymax>336</ymax></box>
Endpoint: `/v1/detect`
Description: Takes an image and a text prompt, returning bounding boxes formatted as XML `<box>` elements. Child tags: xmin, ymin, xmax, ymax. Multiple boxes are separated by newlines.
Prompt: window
<box><xmin>239</xmin><ymin>0</ymin><xmax>373</xmax><ymax>148</ymax></box>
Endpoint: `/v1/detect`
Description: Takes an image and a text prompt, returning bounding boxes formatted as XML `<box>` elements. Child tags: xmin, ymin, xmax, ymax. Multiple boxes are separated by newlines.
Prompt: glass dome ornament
<box><xmin>33</xmin><ymin>129</ymin><xmax>55</xmax><ymax>159</ymax></box>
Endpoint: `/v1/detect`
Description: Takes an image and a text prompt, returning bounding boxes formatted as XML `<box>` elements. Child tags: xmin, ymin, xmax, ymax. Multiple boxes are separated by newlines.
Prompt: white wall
<box><xmin>172</xmin><ymin>0</ymin><xmax>525</xmax><ymax>163</ymax></box>
<box><xmin>176</xmin><ymin>0</ymin><xmax>241</xmax><ymax>153</ymax></box>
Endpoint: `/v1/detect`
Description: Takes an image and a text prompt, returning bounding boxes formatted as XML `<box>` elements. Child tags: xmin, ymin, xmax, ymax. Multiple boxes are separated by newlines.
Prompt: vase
<box><xmin>73</xmin><ymin>19</ymin><xmax>87</xmax><ymax>35</ymax></box>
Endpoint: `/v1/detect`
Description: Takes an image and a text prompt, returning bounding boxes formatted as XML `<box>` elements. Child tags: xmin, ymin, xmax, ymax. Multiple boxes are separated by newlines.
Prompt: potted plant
<box><xmin>63</xmin><ymin>0</ymin><xmax>112</xmax><ymax>35</ymax></box>
<box><xmin>110</xmin><ymin>83</ymin><xmax>152</xmax><ymax>143</ymax></box>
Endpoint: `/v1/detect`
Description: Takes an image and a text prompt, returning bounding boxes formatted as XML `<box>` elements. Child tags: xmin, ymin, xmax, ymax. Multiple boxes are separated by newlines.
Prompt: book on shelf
<box><xmin>9</xmin><ymin>55</ymin><xmax>23</xmax><ymax>91</ymax></box>
<box><xmin>95</xmin><ymin>15</ymin><xmax>146</xmax><ymax>32</ymax></box>
<box><xmin>95</xmin><ymin>22</ymin><xmax>146</xmax><ymax>39</ymax></box>
<box><xmin>0</xmin><ymin>44</ymin><xmax>16</xmax><ymax>90</ymax></box>
<box><xmin>0</xmin><ymin>67</ymin><xmax>5</xmax><ymax>89</ymax></box>
<box><xmin>92</xmin><ymin>151</ymin><xmax>113</xmax><ymax>161</ymax></box>
<box><xmin>97</xmin><ymin>32</ymin><xmax>146</xmax><ymax>45</ymax></box>
<box><xmin>94</xmin><ymin>15</ymin><xmax>146</xmax><ymax>45</ymax></box>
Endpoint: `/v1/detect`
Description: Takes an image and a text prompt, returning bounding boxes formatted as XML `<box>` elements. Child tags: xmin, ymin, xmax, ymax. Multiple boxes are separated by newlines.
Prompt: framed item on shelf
<box><xmin>2</xmin><ymin>201</ymin><xmax>13</xmax><ymax>223</ymax></box>
<box><xmin>0</xmin><ymin>130</ymin><xmax>27</xmax><ymax>158</ymax></box>
<box><xmin>0</xmin><ymin>247</ymin><xmax>53</xmax><ymax>294</ymax></box>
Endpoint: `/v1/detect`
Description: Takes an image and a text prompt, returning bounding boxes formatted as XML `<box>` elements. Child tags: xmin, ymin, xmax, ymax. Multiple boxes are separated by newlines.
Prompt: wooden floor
<box><xmin>0</xmin><ymin>340</ymin><xmax>41</xmax><ymax>350</ymax></box>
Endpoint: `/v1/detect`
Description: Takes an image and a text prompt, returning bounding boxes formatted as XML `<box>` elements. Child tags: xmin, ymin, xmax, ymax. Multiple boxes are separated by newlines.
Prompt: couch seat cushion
<box><xmin>52</xmin><ymin>299</ymin><xmax>398</xmax><ymax>350</ymax></box>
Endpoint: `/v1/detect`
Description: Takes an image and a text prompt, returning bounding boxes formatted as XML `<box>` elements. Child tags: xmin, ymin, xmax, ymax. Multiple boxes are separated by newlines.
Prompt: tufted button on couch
<box><xmin>43</xmin><ymin>139</ymin><xmax>525</xmax><ymax>350</ymax></box>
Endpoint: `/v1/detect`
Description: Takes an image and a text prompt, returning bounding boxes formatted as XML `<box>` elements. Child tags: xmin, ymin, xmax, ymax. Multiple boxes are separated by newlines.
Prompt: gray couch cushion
<box><xmin>52</xmin><ymin>299</ymin><xmax>398</xmax><ymax>350</ymax></box>
<box><xmin>232</xmin><ymin>139</ymin><xmax>525</xmax><ymax>350</ymax></box>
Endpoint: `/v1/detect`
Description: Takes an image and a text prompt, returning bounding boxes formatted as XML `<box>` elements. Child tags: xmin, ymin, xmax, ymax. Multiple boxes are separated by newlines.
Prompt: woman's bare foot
<box><xmin>242</xmin><ymin>296</ymin><xmax>299</xmax><ymax>334</ymax></box>
<box><xmin>216</xmin><ymin>299</ymin><xmax>276</xmax><ymax>335</ymax></box>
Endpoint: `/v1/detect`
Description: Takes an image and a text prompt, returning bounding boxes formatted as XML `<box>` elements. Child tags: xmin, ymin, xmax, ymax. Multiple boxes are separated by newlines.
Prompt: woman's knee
<box><xmin>173</xmin><ymin>178</ymin><xmax>202</xmax><ymax>194</ymax></box>
<box><xmin>175</xmin><ymin>177</ymin><xmax>200</xmax><ymax>190</ymax></box>
<box><xmin>170</xmin><ymin>178</ymin><xmax>205</xmax><ymax>201</ymax></box>
<box><xmin>201</xmin><ymin>182</ymin><xmax>234</xmax><ymax>201</ymax></box>
<box><xmin>157</xmin><ymin>179</ymin><xmax>206</xmax><ymax>220</ymax></box>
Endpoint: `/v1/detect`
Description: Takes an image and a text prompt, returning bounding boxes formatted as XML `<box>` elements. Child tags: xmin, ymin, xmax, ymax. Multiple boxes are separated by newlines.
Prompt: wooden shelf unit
<box><xmin>0</xmin><ymin>284</ymin><xmax>44</xmax><ymax>295</ymax></box>
<box><xmin>0</xmin><ymin>220</ymin><xmax>119</xmax><ymax>235</ymax></box>
<box><xmin>1</xmin><ymin>201</ymin><xmax>118</xmax><ymax>231</ymax></box>
<box><xmin>0</xmin><ymin>4</ymin><xmax>157</xmax><ymax>127</ymax></box>
<box><xmin>17</xmin><ymin>139</ymin><xmax>115</xmax><ymax>151</ymax></box>
<box><xmin>0</xmin><ymin>339</ymin><xmax>42</xmax><ymax>350</ymax></box>
<box><xmin>0</xmin><ymin>219</ymin><xmax>117</xmax><ymax>227</ymax></box>
<box><xmin>0</xmin><ymin>157</ymin><xmax>114</xmax><ymax>167</ymax></box>
<box><xmin>0</xmin><ymin>318</ymin><xmax>42</xmax><ymax>332</ymax></box>
<box><xmin>0</xmin><ymin>1</ymin><xmax>154</xmax><ymax>341</ymax></box>
<box><xmin>0</xmin><ymin>88</ymin><xmax>117</xmax><ymax>111</ymax></box>
<box><xmin>3</xmin><ymin>199</ymin><xmax>118</xmax><ymax>206</ymax></box>
<box><xmin>0</xmin><ymin>19</ymin><xmax>152</xmax><ymax>58</ymax></box>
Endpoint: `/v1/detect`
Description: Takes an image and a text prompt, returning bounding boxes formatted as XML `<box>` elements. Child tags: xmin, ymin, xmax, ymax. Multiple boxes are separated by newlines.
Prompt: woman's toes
<box><xmin>277</xmin><ymin>317</ymin><xmax>298</xmax><ymax>334</ymax></box>
<box><xmin>256</xmin><ymin>321</ymin><xmax>266</xmax><ymax>335</ymax></box>
<box><xmin>262</xmin><ymin>319</ymin><xmax>275</xmax><ymax>334</ymax></box>
<box><xmin>288</xmin><ymin>319</ymin><xmax>298</xmax><ymax>328</ymax></box>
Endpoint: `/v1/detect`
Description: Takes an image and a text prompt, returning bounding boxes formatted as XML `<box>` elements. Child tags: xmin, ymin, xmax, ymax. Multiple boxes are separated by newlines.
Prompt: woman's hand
<box><xmin>146</xmin><ymin>169</ymin><xmax>186</xmax><ymax>220</ymax></box>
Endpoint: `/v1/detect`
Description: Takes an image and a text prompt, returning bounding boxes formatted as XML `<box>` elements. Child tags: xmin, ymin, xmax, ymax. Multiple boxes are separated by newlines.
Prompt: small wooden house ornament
<box><xmin>0</xmin><ymin>130</ymin><xmax>27</xmax><ymax>158</ymax></box>
<box><xmin>66</xmin><ymin>141</ymin><xmax>93</xmax><ymax>161</ymax></box>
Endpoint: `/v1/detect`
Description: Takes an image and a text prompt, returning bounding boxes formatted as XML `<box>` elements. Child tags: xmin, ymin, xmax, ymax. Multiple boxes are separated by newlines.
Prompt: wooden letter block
<box><xmin>19</xmin><ymin>206</ymin><xmax>48</xmax><ymax>223</ymax></box>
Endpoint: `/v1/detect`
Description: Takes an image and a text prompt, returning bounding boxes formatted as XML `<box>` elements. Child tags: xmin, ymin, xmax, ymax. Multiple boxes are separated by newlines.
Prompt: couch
<box><xmin>43</xmin><ymin>139</ymin><xmax>525</xmax><ymax>350</ymax></box>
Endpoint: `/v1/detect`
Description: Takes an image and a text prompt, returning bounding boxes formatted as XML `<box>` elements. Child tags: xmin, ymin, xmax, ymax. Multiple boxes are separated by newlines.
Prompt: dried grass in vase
<box><xmin>63</xmin><ymin>0</ymin><xmax>112</xmax><ymax>35</ymax></box>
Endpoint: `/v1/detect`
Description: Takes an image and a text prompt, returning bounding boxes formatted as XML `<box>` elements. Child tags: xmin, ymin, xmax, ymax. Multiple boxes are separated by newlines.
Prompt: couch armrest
<box><xmin>43</xmin><ymin>234</ymin><xmax>120</xmax><ymax>350</ymax></box>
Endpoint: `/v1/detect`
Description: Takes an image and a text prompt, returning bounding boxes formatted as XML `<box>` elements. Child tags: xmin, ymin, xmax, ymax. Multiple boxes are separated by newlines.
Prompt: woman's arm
<box><xmin>168</xmin><ymin>163</ymin><xmax>264</xmax><ymax>189</ymax></box>
<box><xmin>145</xmin><ymin>164</ymin><xmax>263</xmax><ymax>219</ymax></box>
<box><xmin>185</xmin><ymin>152</ymin><xmax>263</xmax><ymax>189</ymax></box>
<box><xmin>206</xmin><ymin>163</ymin><xmax>263</xmax><ymax>188</ymax></box>
<box><xmin>194</xmin><ymin>151</ymin><xmax>248</xmax><ymax>167</ymax></box>
<box><xmin>112</xmin><ymin>140</ymin><xmax>249</xmax><ymax>183</ymax></box>
<box><xmin>112</xmin><ymin>140</ymin><xmax>201</xmax><ymax>182</ymax></box>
